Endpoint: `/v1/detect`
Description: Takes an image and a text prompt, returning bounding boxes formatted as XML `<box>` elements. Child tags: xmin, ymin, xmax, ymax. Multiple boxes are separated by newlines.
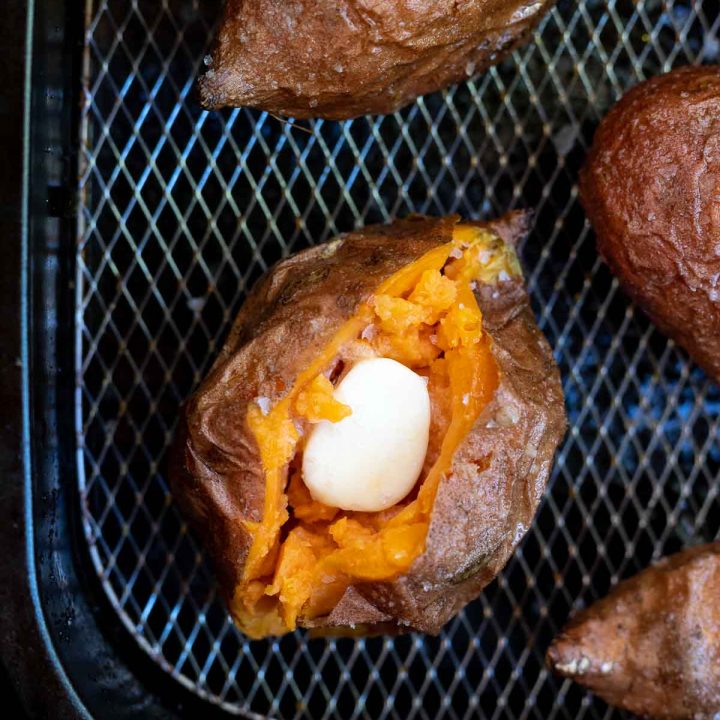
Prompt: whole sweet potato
<box><xmin>547</xmin><ymin>542</ymin><xmax>720</xmax><ymax>720</ymax></box>
<box><xmin>580</xmin><ymin>65</ymin><xmax>720</xmax><ymax>382</ymax></box>
<box><xmin>171</xmin><ymin>213</ymin><xmax>566</xmax><ymax>638</ymax></box>
<box><xmin>199</xmin><ymin>0</ymin><xmax>556</xmax><ymax>119</ymax></box>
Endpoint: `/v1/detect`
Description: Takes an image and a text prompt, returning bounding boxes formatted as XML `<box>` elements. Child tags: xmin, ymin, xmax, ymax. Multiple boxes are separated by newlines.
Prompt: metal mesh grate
<box><xmin>76</xmin><ymin>1</ymin><xmax>720</xmax><ymax>717</ymax></box>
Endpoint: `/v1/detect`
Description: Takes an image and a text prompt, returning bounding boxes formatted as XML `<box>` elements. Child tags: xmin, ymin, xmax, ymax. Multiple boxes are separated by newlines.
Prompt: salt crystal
<box><xmin>449</xmin><ymin>246</ymin><xmax>463</xmax><ymax>259</ymax></box>
<box><xmin>498</xmin><ymin>270</ymin><xmax>511</xmax><ymax>282</ymax></box>
<box><xmin>462</xmin><ymin>393</ymin><xmax>470</xmax><ymax>406</ymax></box>
<box><xmin>555</xmin><ymin>659</ymin><xmax>578</xmax><ymax>675</ymax></box>
<box><xmin>255</xmin><ymin>397</ymin><xmax>271</xmax><ymax>415</ymax></box>
<box><xmin>496</xmin><ymin>405</ymin><xmax>519</xmax><ymax>427</ymax></box>
<box><xmin>361</xmin><ymin>324</ymin><xmax>377</xmax><ymax>341</ymax></box>
<box><xmin>511</xmin><ymin>2</ymin><xmax>543</xmax><ymax>22</ymax></box>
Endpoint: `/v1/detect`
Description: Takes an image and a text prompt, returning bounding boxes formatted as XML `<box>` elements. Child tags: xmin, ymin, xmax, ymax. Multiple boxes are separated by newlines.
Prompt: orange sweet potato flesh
<box><xmin>171</xmin><ymin>213</ymin><xmax>566</xmax><ymax>638</ymax></box>
<box><xmin>547</xmin><ymin>543</ymin><xmax>720</xmax><ymax>719</ymax></box>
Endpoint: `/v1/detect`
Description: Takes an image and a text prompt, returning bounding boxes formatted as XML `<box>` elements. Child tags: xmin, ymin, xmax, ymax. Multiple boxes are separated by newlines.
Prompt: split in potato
<box><xmin>199</xmin><ymin>0</ymin><xmax>557</xmax><ymax>119</ymax></box>
<box><xmin>547</xmin><ymin>542</ymin><xmax>720</xmax><ymax>720</ymax></box>
<box><xmin>171</xmin><ymin>213</ymin><xmax>566</xmax><ymax>638</ymax></box>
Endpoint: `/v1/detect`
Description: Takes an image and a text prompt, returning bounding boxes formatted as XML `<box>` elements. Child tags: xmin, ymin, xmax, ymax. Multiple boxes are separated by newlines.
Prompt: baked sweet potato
<box><xmin>199</xmin><ymin>0</ymin><xmax>557</xmax><ymax>119</ymax></box>
<box><xmin>547</xmin><ymin>542</ymin><xmax>720</xmax><ymax>720</ymax></box>
<box><xmin>170</xmin><ymin>213</ymin><xmax>566</xmax><ymax>638</ymax></box>
<box><xmin>580</xmin><ymin>65</ymin><xmax>720</xmax><ymax>382</ymax></box>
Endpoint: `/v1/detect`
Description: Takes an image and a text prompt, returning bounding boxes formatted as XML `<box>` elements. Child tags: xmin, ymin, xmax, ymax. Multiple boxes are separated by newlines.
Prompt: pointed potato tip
<box><xmin>546</xmin><ymin>635</ymin><xmax>578</xmax><ymax>677</ymax></box>
<box><xmin>547</xmin><ymin>634</ymin><xmax>619</xmax><ymax>682</ymax></box>
<box><xmin>197</xmin><ymin>73</ymin><xmax>223</xmax><ymax>110</ymax></box>
<box><xmin>545</xmin><ymin>638</ymin><xmax>562</xmax><ymax>670</ymax></box>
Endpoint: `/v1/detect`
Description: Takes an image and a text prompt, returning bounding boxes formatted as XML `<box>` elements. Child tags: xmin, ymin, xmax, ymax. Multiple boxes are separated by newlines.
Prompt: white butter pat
<box><xmin>302</xmin><ymin>358</ymin><xmax>431</xmax><ymax>512</ymax></box>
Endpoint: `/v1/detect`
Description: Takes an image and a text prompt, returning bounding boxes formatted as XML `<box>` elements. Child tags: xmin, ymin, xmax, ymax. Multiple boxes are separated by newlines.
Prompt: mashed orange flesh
<box><xmin>234</xmin><ymin>226</ymin><xmax>520</xmax><ymax>637</ymax></box>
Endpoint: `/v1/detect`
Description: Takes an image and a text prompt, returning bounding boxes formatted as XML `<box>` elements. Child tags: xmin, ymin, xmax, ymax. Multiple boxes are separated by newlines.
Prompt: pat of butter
<box><xmin>302</xmin><ymin>358</ymin><xmax>431</xmax><ymax>512</ymax></box>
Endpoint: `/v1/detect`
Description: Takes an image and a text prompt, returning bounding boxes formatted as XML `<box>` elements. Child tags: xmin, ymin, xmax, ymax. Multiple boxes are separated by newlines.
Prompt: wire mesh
<box><xmin>76</xmin><ymin>0</ymin><xmax>720</xmax><ymax>717</ymax></box>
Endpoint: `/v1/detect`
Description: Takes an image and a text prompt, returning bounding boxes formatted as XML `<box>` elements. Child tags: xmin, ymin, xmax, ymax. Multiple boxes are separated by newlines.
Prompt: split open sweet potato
<box><xmin>171</xmin><ymin>213</ymin><xmax>566</xmax><ymax>638</ymax></box>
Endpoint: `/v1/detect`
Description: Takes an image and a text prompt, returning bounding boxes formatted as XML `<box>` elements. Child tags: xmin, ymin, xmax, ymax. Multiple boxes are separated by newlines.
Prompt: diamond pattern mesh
<box><xmin>77</xmin><ymin>0</ymin><xmax>720</xmax><ymax>717</ymax></box>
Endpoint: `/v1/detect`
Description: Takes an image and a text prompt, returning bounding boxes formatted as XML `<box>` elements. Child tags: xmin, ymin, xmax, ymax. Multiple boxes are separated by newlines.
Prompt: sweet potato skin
<box><xmin>199</xmin><ymin>0</ymin><xmax>556</xmax><ymax>119</ymax></box>
<box><xmin>547</xmin><ymin>543</ymin><xmax>720</xmax><ymax>720</ymax></box>
<box><xmin>579</xmin><ymin>65</ymin><xmax>720</xmax><ymax>382</ymax></box>
<box><xmin>170</xmin><ymin>213</ymin><xmax>566</xmax><ymax>634</ymax></box>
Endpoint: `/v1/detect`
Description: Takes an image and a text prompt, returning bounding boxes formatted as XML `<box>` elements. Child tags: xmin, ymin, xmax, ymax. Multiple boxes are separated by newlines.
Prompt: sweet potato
<box><xmin>580</xmin><ymin>65</ymin><xmax>720</xmax><ymax>382</ymax></box>
<box><xmin>547</xmin><ymin>543</ymin><xmax>720</xmax><ymax>720</ymax></box>
<box><xmin>199</xmin><ymin>0</ymin><xmax>557</xmax><ymax>119</ymax></box>
<box><xmin>170</xmin><ymin>212</ymin><xmax>566</xmax><ymax>638</ymax></box>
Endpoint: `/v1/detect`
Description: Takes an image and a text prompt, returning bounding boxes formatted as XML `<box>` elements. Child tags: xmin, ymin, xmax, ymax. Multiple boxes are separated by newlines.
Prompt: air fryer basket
<box><xmin>75</xmin><ymin>0</ymin><xmax>720</xmax><ymax>717</ymax></box>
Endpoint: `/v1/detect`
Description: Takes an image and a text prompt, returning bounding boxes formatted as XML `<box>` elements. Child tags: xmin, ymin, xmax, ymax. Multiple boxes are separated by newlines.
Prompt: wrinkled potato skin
<box><xmin>171</xmin><ymin>213</ymin><xmax>566</xmax><ymax>634</ymax></box>
<box><xmin>199</xmin><ymin>0</ymin><xmax>556</xmax><ymax>119</ymax></box>
<box><xmin>580</xmin><ymin>66</ymin><xmax>720</xmax><ymax>382</ymax></box>
<box><xmin>547</xmin><ymin>543</ymin><xmax>720</xmax><ymax>720</ymax></box>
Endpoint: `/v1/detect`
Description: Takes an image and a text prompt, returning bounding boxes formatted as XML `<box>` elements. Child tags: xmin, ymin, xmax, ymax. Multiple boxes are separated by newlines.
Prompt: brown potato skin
<box><xmin>579</xmin><ymin>65</ymin><xmax>720</xmax><ymax>382</ymax></box>
<box><xmin>199</xmin><ymin>0</ymin><xmax>556</xmax><ymax>120</ymax></box>
<box><xmin>170</xmin><ymin>213</ymin><xmax>566</xmax><ymax>634</ymax></box>
<box><xmin>547</xmin><ymin>543</ymin><xmax>720</xmax><ymax>720</ymax></box>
